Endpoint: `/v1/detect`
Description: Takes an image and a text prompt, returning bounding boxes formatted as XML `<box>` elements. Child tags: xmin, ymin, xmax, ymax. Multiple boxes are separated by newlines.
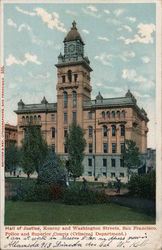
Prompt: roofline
<box><xmin>55</xmin><ymin>60</ymin><xmax>93</xmax><ymax>72</ymax></box>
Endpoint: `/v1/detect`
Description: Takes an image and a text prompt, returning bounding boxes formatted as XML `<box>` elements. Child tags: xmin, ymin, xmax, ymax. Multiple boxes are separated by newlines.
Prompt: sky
<box><xmin>3</xmin><ymin>2</ymin><xmax>156</xmax><ymax>148</ymax></box>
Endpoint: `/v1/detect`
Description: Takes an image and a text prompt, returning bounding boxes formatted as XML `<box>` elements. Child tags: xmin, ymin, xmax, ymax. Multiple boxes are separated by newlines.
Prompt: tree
<box><xmin>66</xmin><ymin>123</ymin><xmax>86</xmax><ymax>182</ymax></box>
<box><xmin>19</xmin><ymin>125</ymin><xmax>48</xmax><ymax>178</ymax></box>
<box><xmin>38</xmin><ymin>148</ymin><xmax>67</xmax><ymax>185</ymax></box>
<box><xmin>124</xmin><ymin>140</ymin><xmax>141</xmax><ymax>180</ymax></box>
<box><xmin>5</xmin><ymin>143</ymin><xmax>19</xmax><ymax>175</ymax></box>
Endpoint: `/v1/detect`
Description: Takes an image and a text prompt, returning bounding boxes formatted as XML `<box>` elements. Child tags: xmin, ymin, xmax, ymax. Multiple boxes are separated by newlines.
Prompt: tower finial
<box><xmin>72</xmin><ymin>20</ymin><xmax>77</xmax><ymax>29</ymax></box>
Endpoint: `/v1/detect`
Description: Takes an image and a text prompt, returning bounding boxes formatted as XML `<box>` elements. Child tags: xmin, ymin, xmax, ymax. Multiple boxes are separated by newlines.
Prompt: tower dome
<box><xmin>64</xmin><ymin>21</ymin><xmax>84</xmax><ymax>45</ymax></box>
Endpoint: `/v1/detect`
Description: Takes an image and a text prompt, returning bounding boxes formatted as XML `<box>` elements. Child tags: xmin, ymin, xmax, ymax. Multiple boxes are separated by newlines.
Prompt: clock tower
<box><xmin>55</xmin><ymin>21</ymin><xmax>92</xmax><ymax>154</ymax></box>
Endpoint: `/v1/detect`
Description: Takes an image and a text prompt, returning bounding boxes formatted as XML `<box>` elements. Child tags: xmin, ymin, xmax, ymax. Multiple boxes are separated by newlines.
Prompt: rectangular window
<box><xmin>52</xmin><ymin>144</ymin><xmax>55</xmax><ymax>153</ymax></box>
<box><xmin>120</xmin><ymin>159</ymin><xmax>124</xmax><ymax>167</ymax></box>
<box><xmin>88</xmin><ymin>112</ymin><xmax>92</xmax><ymax>120</ymax></box>
<box><xmin>103</xmin><ymin>159</ymin><xmax>107</xmax><ymax>167</ymax></box>
<box><xmin>120</xmin><ymin>143</ymin><xmax>125</xmax><ymax>154</ymax></box>
<box><xmin>64</xmin><ymin>113</ymin><xmax>67</xmax><ymax>124</ymax></box>
<box><xmin>111</xmin><ymin>172</ymin><xmax>116</xmax><ymax>178</ymax></box>
<box><xmin>64</xmin><ymin>129</ymin><xmax>68</xmax><ymax>138</ymax></box>
<box><xmin>89</xmin><ymin>143</ymin><xmax>93</xmax><ymax>153</ymax></box>
<box><xmin>88</xmin><ymin>158</ymin><xmax>92</xmax><ymax>166</ymax></box>
<box><xmin>120</xmin><ymin>173</ymin><xmax>124</xmax><ymax>177</ymax></box>
<box><xmin>62</xmin><ymin>75</ymin><xmax>65</xmax><ymax>83</ymax></box>
<box><xmin>103</xmin><ymin>143</ymin><xmax>108</xmax><ymax>153</ymax></box>
<box><xmin>88</xmin><ymin>171</ymin><xmax>92</xmax><ymax>176</ymax></box>
<box><xmin>112</xmin><ymin>143</ymin><xmax>117</xmax><ymax>153</ymax></box>
<box><xmin>111</xmin><ymin>159</ymin><xmax>116</xmax><ymax>167</ymax></box>
<box><xmin>64</xmin><ymin>144</ymin><xmax>68</xmax><ymax>153</ymax></box>
<box><xmin>103</xmin><ymin>172</ymin><xmax>107</xmax><ymax>177</ymax></box>
<box><xmin>73</xmin><ymin>112</ymin><xmax>76</xmax><ymax>124</ymax></box>
<box><xmin>52</xmin><ymin>127</ymin><xmax>55</xmax><ymax>138</ymax></box>
<box><xmin>51</xmin><ymin>113</ymin><xmax>55</xmax><ymax>122</ymax></box>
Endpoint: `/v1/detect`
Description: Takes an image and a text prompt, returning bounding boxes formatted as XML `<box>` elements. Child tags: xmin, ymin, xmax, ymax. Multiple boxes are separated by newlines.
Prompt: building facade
<box><xmin>15</xmin><ymin>21</ymin><xmax>149</xmax><ymax>181</ymax></box>
<box><xmin>5</xmin><ymin>123</ymin><xmax>18</xmax><ymax>148</ymax></box>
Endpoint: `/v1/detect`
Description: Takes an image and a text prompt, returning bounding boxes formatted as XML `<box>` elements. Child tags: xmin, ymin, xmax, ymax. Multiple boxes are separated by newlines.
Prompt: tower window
<box><xmin>103</xmin><ymin>143</ymin><xmax>108</xmax><ymax>153</ymax></box>
<box><xmin>64</xmin><ymin>113</ymin><xmax>68</xmax><ymax>124</ymax></box>
<box><xmin>103</xmin><ymin>125</ymin><xmax>107</xmax><ymax>137</ymax></box>
<box><xmin>62</xmin><ymin>75</ymin><xmax>65</xmax><ymax>83</ymax></box>
<box><xmin>121</xmin><ymin>125</ymin><xmax>125</xmax><ymax>136</ymax></box>
<box><xmin>68</xmin><ymin>70</ymin><xmax>72</xmax><ymax>82</ymax></box>
<box><xmin>89</xmin><ymin>126</ymin><xmax>93</xmax><ymax>138</ymax></box>
<box><xmin>73</xmin><ymin>91</ymin><xmax>77</xmax><ymax>107</ymax></box>
<box><xmin>89</xmin><ymin>143</ymin><xmax>93</xmax><ymax>153</ymax></box>
<box><xmin>112</xmin><ymin>125</ymin><xmax>116</xmax><ymax>136</ymax></box>
<box><xmin>112</xmin><ymin>143</ymin><xmax>117</xmax><ymax>153</ymax></box>
<box><xmin>64</xmin><ymin>92</ymin><xmax>68</xmax><ymax>108</ymax></box>
<box><xmin>74</xmin><ymin>74</ymin><xmax>78</xmax><ymax>82</ymax></box>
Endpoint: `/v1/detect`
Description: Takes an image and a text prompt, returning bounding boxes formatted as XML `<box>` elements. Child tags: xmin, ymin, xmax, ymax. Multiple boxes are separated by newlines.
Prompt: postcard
<box><xmin>0</xmin><ymin>0</ymin><xmax>162</xmax><ymax>249</ymax></box>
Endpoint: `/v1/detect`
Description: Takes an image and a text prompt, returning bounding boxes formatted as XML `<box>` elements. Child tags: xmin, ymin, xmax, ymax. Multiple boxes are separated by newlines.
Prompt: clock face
<box><xmin>68</xmin><ymin>44</ymin><xmax>75</xmax><ymax>53</ymax></box>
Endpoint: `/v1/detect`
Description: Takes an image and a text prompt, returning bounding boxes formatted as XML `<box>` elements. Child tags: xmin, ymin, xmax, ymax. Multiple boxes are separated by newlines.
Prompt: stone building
<box><xmin>15</xmin><ymin>21</ymin><xmax>149</xmax><ymax>181</ymax></box>
<box><xmin>5</xmin><ymin>123</ymin><xmax>17</xmax><ymax>148</ymax></box>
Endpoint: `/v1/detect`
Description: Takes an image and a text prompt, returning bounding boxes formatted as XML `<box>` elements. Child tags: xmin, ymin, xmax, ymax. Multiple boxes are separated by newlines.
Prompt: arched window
<box><xmin>89</xmin><ymin>126</ymin><xmax>93</xmax><ymax>138</ymax></box>
<box><xmin>73</xmin><ymin>91</ymin><xmax>77</xmax><ymax>107</ymax></box>
<box><xmin>52</xmin><ymin>127</ymin><xmax>55</xmax><ymax>138</ymax></box>
<box><xmin>112</xmin><ymin>125</ymin><xmax>116</xmax><ymax>136</ymax></box>
<box><xmin>102</xmin><ymin>111</ymin><xmax>105</xmax><ymax>119</ymax></box>
<box><xmin>34</xmin><ymin>115</ymin><xmax>37</xmax><ymax>123</ymax></box>
<box><xmin>121</xmin><ymin>125</ymin><xmax>125</xmax><ymax>136</ymax></box>
<box><xmin>112</xmin><ymin>111</ymin><xmax>115</xmax><ymax>118</ymax></box>
<box><xmin>64</xmin><ymin>92</ymin><xmax>68</xmax><ymax>108</ymax></box>
<box><xmin>68</xmin><ymin>70</ymin><xmax>72</xmax><ymax>82</ymax></box>
<box><xmin>117</xmin><ymin>111</ymin><xmax>120</xmax><ymax>119</ymax></box>
<box><xmin>122</xmin><ymin>110</ymin><xmax>126</xmax><ymax>118</ymax></box>
<box><xmin>30</xmin><ymin>116</ymin><xmax>33</xmax><ymax>123</ymax></box>
<box><xmin>103</xmin><ymin>125</ymin><xmax>107</xmax><ymax>137</ymax></box>
<box><xmin>26</xmin><ymin>116</ymin><xmax>29</xmax><ymax>122</ymax></box>
<box><xmin>38</xmin><ymin>115</ymin><xmax>41</xmax><ymax>122</ymax></box>
<box><xmin>107</xmin><ymin>111</ymin><xmax>110</xmax><ymax>119</ymax></box>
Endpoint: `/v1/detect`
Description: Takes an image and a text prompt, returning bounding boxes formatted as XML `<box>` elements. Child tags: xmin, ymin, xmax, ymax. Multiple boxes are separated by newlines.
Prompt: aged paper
<box><xmin>0</xmin><ymin>0</ymin><xmax>162</xmax><ymax>249</ymax></box>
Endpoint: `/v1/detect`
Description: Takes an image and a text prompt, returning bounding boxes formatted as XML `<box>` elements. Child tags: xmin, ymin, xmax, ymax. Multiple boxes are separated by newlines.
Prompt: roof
<box><xmin>64</xmin><ymin>21</ymin><xmax>84</xmax><ymax>45</ymax></box>
<box><xmin>83</xmin><ymin>97</ymin><xmax>135</xmax><ymax>108</ymax></box>
<box><xmin>15</xmin><ymin>100</ymin><xmax>57</xmax><ymax>114</ymax></box>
